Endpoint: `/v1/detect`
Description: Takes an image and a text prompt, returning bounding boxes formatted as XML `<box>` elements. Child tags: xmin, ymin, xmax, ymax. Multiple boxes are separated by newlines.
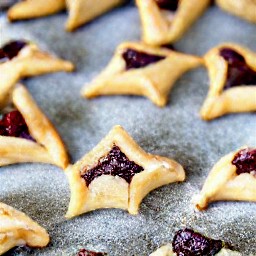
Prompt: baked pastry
<box><xmin>65</xmin><ymin>0</ymin><xmax>125</xmax><ymax>31</ymax></box>
<box><xmin>65</xmin><ymin>125</ymin><xmax>185</xmax><ymax>218</ymax></box>
<box><xmin>200</xmin><ymin>43</ymin><xmax>256</xmax><ymax>120</ymax></box>
<box><xmin>136</xmin><ymin>0</ymin><xmax>211</xmax><ymax>46</ymax></box>
<box><xmin>0</xmin><ymin>84</ymin><xmax>69</xmax><ymax>169</ymax></box>
<box><xmin>0</xmin><ymin>202</ymin><xmax>49</xmax><ymax>255</ymax></box>
<box><xmin>193</xmin><ymin>147</ymin><xmax>256</xmax><ymax>210</ymax></box>
<box><xmin>216</xmin><ymin>0</ymin><xmax>256</xmax><ymax>24</ymax></box>
<box><xmin>7</xmin><ymin>0</ymin><xmax>65</xmax><ymax>21</ymax></box>
<box><xmin>81</xmin><ymin>42</ymin><xmax>202</xmax><ymax>107</ymax></box>
<box><xmin>7</xmin><ymin>0</ymin><xmax>125</xmax><ymax>31</ymax></box>
<box><xmin>150</xmin><ymin>228</ymin><xmax>241</xmax><ymax>256</ymax></box>
<box><xmin>0</xmin><ymin>40</ymin><xmax>74</xmax><ymax>108</ymax></box>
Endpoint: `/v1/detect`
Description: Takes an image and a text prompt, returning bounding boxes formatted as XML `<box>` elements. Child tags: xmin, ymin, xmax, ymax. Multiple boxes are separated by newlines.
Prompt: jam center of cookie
<box><xmin>78</xmin><ymin>249</ymin><xmax>107</xmax><ymax>256</ymax></box>
<box><xmin>81</xmin><ymin>145</ymin><xmax>144</xmax><ymax>187</ymax></box>
<box><xmin>232</xmin><ymin>148</ymin><xmax>256</xmax><ymax>176</ymax></box>
<box><xmin>0</xmin><ymin>40</ymin><xmax>27</xmax><ymax>62</ymax></box>
<box><xmin>172</xmin><ymin>228</ymin><xmax>223</xmax><ymax>256</ymax></box>
<box><xmin>219</xmin><ymin>48</ymin><xmax>256</xmax><ymax>90</ymax></box>
<box><xmin>0</xmin><ymin>110</ymin><xmax>35</xmax><ymax>141</ymax></box>
<box><xmin>122</xmin><ymin>48</ymin><xmax>166</xmax><ymax>70</ymax></box>
<box><xmin>155</xmin><ymin>0</ymin><xmax>179</xmax><ymax>11</ymax></box>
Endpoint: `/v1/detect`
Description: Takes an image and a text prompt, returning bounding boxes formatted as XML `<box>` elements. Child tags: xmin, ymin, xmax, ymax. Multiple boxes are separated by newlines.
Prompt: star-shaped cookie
<box><xmin>0</xmin><ymin>40</ymin><xmax>74</xmax><ymax>108</ymax></box>
<box><xmin>150</xmin><ymin>228</ymin><xmax>241</xmax><ymax>256</ymax></box>
<box><xmin>216</xmin><ymin>0</ymin><xmax>256</xmax><ymax>23</ymax></box>
<box><xmin>0</xmin><ymin>202</ymin><xmax>49</xmax><ymax>255</ymax></box>
<box><xmin>193</xmin><ymin>147</ymin><xmax>256</xmax><ymax>210</ymax></box>
<box><xmin>7</xmin><ymin>0</ymin><xmax>65</xmax><ymax>21</ymax></box>
<box><xmin>200</xmin><ymin>43</ymin><xmax>256</xmax><ymax>120</ymax></box>
<box><xmin>81</xmin><ymin>42</ymin><xmax>202</xmax><ymax>107</ymax></box>
<box><xmin>65</xmin><ymin>125</ymin><xmax>185</xmax><ymax>218</ymax></box>
<box><xmin>136</xmin><ymin>0</ymin><xmax>211</xmax><ymax>46</ymax></box>
<box><xmin>0</xmin><ymin>84</ymin><xmax>69</xmax><ymax>169</ymax></box>
<box><xmin>65</xmin><ymin>0</ymin><xmax>125</xmax><ymax>31</ymax></box>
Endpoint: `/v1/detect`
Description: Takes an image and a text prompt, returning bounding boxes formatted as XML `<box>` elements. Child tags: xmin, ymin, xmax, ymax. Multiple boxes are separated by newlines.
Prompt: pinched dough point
<box><xmin>0</xmin><ymin>202</ymin><xmax>49</xmax><ymax>255</ymax></box>
<box><xmin>8</xmin><ymin>0</ymin><xmax>65</xmax><ymax>21</ymax></box>
<box><xmin>0</xmin><ymin>41</ymin><xmax>74</xmax><ymax>107</ymax></box>
<box><xmin>65</xmin><ymin>0</ymin><xmax>125</xmax><ymax>31</ymax></box>
<box><xmin>193</xmin><ymin>147</ymin><xmax>256</xmax><ymax>210</ymax></box>
<box><xmin>200</xmin><ymin>43</ymin><xmax>256</xmax><ymax>120</ymax></box>
<box><xmin>0</xmin><ymin>84</ymin><xmax>69</xmax><ymax>169</ymax></box>
<box><xmin>136</xmin><ymin>0</ymin><xmax>211</xmax><ymax>45</ymax></box>
<box><xmin>216</xmin><ymin>0</ymin><xmax>256</xmax><ymax>24</ymax></box>
<box><xmin>81</xmin><ymin>42</ymin><xmax>202</xmax><ymax>107</ymax></box>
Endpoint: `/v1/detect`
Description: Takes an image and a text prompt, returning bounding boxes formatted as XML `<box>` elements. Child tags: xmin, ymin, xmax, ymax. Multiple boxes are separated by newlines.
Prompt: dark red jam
<box><xmin>0</xmin><ymin>40</ymin><xmax>27</xmax><ymax>63</ymax></box>
<box><xmin>172</xmin><ymin>228</ymin><xmax>223</xmax><ymax>256</ymax></box>
<box><xmin>122</xmin><ymin>48</ymin><xmax>166</xmax><ymax>70</ymax></box>
<box><xmin>77</xmin><ymin>249</ymin><xmax>107</xmax><ymax>256</ymax></box>
<box><xmin>0</xmin><ymin>110</ymin><xmax>35</xmax><ymax>141</ymax></box>
<box><xmin>219</xmin><ymin>48</ymin><xmax>256</xmax><ymax>90</ymax></box>
<box><xmin>81</xmin><ymin>145</ymin><xmax>144</xmax><ymax>187</ymax></box>
<box><xmin>232</xmin><ymin>148</ymin><xmax>256</xmax><ymax>175</ymax></box>
<box><xmin>155</xmin><ymin>0</ymin><xmax>179</xmax><ymax>11</ymax></box>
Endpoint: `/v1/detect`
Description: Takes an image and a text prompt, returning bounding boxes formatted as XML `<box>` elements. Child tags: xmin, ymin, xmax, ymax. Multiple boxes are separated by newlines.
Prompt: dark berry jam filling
<box><xmin>122</xmin><ymin>48</ymin><xmax>166</xmax><ymax>70</ymax></box>
<box><xmin>0</xmin><ymin>40</ymin><xmax>27</xmax><ymax>63</ymax></box>
<box><xmin>219</xmin><ymin>48</ymin><xmax>256</xmax><ymax>90</ymax></box>
<box><xmin>172</xmin><ymin>228</ymin><xmax>223</xmax><ymax>256</ymax></box>
<box><xmin>77</xmin><ymin>249</ymin><xmax>107</xmax><ymax>256</ymax></box>
<box><xmin>155</xmin><ymin>0</ymin><xmax>179</xmax><ymax>11</ymax></box>
<box><xmin>0</xmin><ymin>110</ymin><xmax>35</xmax><ymax>141</ymax></box>
<box><xmin>232</xmin><ymin>148</ymin><xmax>256</xmax><ymax>176</ymax></box>
<box><xmin>81</xmin><ymin>145</ymin><xmax>144</xmax><ymax>187</ymax></box>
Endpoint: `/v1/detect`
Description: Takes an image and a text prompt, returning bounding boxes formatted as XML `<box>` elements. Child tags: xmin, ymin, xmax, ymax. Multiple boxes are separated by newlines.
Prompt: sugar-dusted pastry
<box><xmin>7</xmin><ymin>0</ymin><xmax>65</xmax><ymax>21</ymax></box>
<box><xmin>81</xmin><ymin>42</ymin><xmax>202</xmax><ymax>107</ymax></box>
<box><xmin>193</xmin><ymin>147</ymin><xmax>256</xmax><ymax>210</ymax></box>
<box><xmin>216</xmin><ymin>0</ymin><xmax>256</xmax><ymax>24</ymax></box>
<box><xmin>77</xmin><ymin>249</ymin><xmax>107</xmax><ymax>256</ymax></box>
<box><xmin>0</xmin><ymin>84</ymin><xmax>69</xmax><ymax>169</ymax></box>
<box><xmin>0</xmin><ymin>202</ymin><xmax>49</xmax><ymax>255</ymax></box>
<box><xmin>65</xmin><ymin>0</ymin><xmax>125</xmax><ymax>31</ymax></box>
<box><xmin>65</xmin><ymin>125</ymin><xmax>185</xmax><ymax>218</ymax></box>
<box><xmin>136</xmin><ymin>0</ymin><xmax>211</xmax><ymax>46</ymax></box>
<box><xmin>200</xmin><ymin>43</ymin><xmax>256</xmax><ymax>120</ymax></box>
<box><xmin>150</xmin><ymin>228</ymin><xmax>241</xmax><ymax>256</ymax></box>
<box><xmin>0</xmin><ymin>40</ymin><xmax>74</xmax><ymax>108</ymax></box>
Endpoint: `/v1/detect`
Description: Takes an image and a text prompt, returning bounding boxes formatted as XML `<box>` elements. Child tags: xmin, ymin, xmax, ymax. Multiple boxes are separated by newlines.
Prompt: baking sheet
<box><xmin>0</xmin><ymin>3</ymin><xmax>256</xmax><ymax>256</ymax></box>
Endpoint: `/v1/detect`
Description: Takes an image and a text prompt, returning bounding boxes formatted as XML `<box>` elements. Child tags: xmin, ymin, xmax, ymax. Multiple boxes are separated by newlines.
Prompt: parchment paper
<box><xmin>0</xmin><ymin>3</ymin><xmax>256</xmax><ymax>256</ymax></box>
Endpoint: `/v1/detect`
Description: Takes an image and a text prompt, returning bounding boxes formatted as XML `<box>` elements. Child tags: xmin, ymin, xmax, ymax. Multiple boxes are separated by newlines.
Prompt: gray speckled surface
<box><xmin>0</xmin><ymin>3</ymin><xmax>256</xmax><ymax>256</ymax></box>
